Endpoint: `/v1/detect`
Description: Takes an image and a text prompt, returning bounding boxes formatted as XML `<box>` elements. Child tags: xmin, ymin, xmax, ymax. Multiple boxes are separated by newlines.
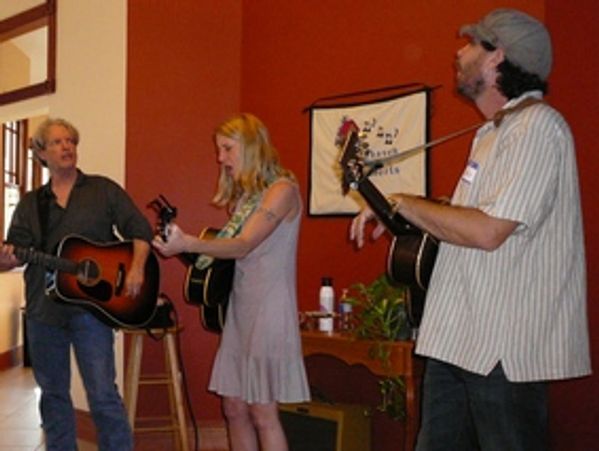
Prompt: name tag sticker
<box><xmin>461</xmin><ymin>160</ymin><xmax>479</xmax><ymax>184</ymax></box>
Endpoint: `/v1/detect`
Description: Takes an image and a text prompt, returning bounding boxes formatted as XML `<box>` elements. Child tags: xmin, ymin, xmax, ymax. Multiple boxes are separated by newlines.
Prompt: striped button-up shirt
<box><xmin>415</xmin><ymin>92</ymin><xmax>591</xmax><ymax>382</ymax></box>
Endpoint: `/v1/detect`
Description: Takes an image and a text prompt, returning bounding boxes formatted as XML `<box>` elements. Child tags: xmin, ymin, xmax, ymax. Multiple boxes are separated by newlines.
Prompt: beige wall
<box><xmin>0</xmin><ymin>43</ymin><xmax>29</xmax><ymax>93</ymax></box>
<box><xmin>0</xmin><ymin>0</ymin><xmax>127</xmax><ymax>410</ymax></box>
<box><xmin>0</xmin><ymin>1</ymin><xmax>46</xmax><ymax>19</ymax></box>
<box><xmin>0</xmin><ymin>271</ymin><xmax>24</xmax><ymax>356</ymax></box>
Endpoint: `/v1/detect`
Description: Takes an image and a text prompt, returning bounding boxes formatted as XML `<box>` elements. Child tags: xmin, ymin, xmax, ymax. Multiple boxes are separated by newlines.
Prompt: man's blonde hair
<box><xmin>31</xmin><ymin>118</ymin><xmax>80</xmax><ymax>167</ymax></box>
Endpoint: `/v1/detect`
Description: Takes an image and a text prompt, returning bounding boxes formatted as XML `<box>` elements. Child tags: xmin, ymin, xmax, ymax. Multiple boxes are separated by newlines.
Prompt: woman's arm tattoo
<box><xmin>256</xmin><ymin>206</ymin><xmax>281</xmax><ymax>223</ymax></box>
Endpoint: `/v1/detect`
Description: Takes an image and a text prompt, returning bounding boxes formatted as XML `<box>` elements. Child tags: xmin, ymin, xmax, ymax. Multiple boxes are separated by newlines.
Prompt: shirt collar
<box><xmin>41</xmin><ymin>169</ymin><xmax>87</xmax><ymax>198</ymax></box>
<box><xmin>501</xmin><ymin>90</ymin><xmax>543</xmax><ymax>111</ymax></box>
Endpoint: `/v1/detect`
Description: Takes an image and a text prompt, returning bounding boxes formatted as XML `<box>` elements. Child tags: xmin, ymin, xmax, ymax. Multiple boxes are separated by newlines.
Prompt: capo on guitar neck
<box><xmin>148</xmin><ymin>194</ymin><xmax>178</xmax><ymax>241</ymax></box>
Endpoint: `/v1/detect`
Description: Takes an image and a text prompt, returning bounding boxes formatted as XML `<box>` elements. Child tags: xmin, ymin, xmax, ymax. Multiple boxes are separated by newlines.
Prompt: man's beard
<box><xmin>455</xmin><ymin>57</ymin><xmax>486</xmax><ymax>101</ymax></box>
<box><xmin>457</xmin><ymin>75</ymin><xmax>485</xmax><ymax>100</ymax></box>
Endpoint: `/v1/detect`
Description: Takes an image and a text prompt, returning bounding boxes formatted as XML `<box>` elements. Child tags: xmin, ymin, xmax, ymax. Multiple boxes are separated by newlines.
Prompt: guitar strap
<box><xmin>35</xmin><ymin>186</ymin><xmax>60</xmax><ymax>296</ymax></box>
<box><xmin>194</xmin><ymin>191</ymin><xmax>263</xmax><ymax>270</ymax></box>
<box><xmin>365</xmin><ymin>96</ymin><xmax>544</xmax><ymax>168</ymax></box>
<box><xmin>492</xmin><ymin>97</ymin><xmax>543</xmax><ymax>127</ymax></box>
<box><xmin>36</xmin><ymin>186</ymin><xmax>51</xmax><ymax>252</ymax></box>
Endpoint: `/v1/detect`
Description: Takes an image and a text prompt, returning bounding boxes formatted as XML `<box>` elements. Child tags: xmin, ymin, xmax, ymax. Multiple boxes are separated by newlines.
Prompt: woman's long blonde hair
<box><xmin>212</xmin><ymin>113</ymin><xmax>295</xmax><ymax>208</ymax></box>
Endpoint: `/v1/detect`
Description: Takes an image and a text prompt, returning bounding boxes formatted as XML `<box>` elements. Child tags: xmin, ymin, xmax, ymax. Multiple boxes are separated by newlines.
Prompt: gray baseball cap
<box><xmin>460</xmin><ymin>8</ymin><xmax>552</xmax><ymax>81</ymax></box>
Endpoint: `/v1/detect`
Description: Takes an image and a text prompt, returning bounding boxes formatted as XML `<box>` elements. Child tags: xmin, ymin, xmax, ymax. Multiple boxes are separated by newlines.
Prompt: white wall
<box><xmin>0</xmin><ymin>0</ymin><xmax>127</xmax><ymax>411</ymax></box>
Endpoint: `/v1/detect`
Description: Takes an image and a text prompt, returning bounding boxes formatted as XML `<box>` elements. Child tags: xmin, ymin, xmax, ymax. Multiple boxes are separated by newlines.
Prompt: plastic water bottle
<box><xmin>318</xmin><ymin>277</ymin><xmax>334</xmax><ymax>332</ymax></box>
<box><xmin>338</xmin><ymin>288</ymin><xmax>353</xmax><ymax>332</ymax></box>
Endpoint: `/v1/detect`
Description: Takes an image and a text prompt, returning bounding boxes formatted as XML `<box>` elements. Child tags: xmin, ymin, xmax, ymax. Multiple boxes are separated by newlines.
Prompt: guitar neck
<box><xmin>13</xmin><ymin>246</ymin><xmax>78</xmax><ymax>274</ymax></box>
<box><xmin>355</xmin><ymin>177</ymin><xmax>416</xmax><ymax>236</ymax></box>
<box><xmin>179</xmin><ymin>252</ymin><xmax>199</xmax><ymax>266</ymax></box>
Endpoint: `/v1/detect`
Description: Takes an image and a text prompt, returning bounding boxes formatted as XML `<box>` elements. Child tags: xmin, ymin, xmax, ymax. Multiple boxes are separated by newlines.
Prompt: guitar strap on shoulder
<box><xmin>492</xmin><ymin>97</ymin><xmax>543</xmax><ymax>127</ymax></box>
<box><xmin>218</xmin><ymin>192</ymin><xmax>262</xmax><ymax>239</ymax></box>
<box><xmin>194</xmin><ymin>191</ymin><xmax>262</xmax><ymax>270</ymax></box>
<box><xmin>36</xmin><ymin>186</ymin><xmax>60</xmax><ymax>296</ymax></box>
<box><xmin>364</xmin><ymin>97</ymin><xmax>544</xmax><ymax>169</ymax></box>
<box><xmin>36</xmin><ymin>186</ymin><xmax>50</xmax><ymax>251</ymax></box>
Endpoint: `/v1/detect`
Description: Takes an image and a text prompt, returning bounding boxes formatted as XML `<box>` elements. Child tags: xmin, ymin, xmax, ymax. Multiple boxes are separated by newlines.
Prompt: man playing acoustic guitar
<box><xmin>0</xmin><ymin>118</ymin><xmax>153</xmax><ymax>450</ymax></box>
<box><xmin>350</xmin><ymin>9</ymin><xmax>590</xmax><ymax>451</ymax></box>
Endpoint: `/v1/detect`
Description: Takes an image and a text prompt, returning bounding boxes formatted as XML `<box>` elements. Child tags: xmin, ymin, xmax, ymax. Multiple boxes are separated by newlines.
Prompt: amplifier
<box><xmin>279</xmin><ymin>401</ymin><xmax>371</xmax><ymax>451</ymax></box>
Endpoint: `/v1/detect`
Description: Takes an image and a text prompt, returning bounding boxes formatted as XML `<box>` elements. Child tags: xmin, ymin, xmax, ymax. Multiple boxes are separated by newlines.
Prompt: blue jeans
<box><xmin>416</xmin><ymin>359</ymin><xmax>548</xmax><ymax>451</ymax></box>
<box><xmin>27</xmin><ymin>313</ymin><xmax>133</xmax><ymax>451</ymax></box>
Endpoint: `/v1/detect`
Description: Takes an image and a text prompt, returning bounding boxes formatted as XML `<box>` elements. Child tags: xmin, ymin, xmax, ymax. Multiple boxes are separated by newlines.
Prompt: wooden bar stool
<box><xmin>123</xmin><ymin>326</ymin><xmax>190</xmax><ymax>451</ymax></box>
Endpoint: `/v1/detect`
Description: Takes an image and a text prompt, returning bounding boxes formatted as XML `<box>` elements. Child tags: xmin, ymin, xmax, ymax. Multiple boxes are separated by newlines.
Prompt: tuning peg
<box><xmin>158</xmin><ymin>194</ymin><xmax>175</xmax><ymax>210</ymax></box>
<box><xmin>147</xmin><ymin>198</ymin><xmax>162</xmax><ymax>212</ymax></box>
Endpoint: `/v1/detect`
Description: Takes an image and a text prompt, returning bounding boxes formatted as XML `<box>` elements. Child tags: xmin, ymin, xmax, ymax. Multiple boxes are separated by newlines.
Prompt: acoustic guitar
<box><xmin>182</xmin><ymin>228</ymin><xmax>235</xmax><ymax>309</ymax></box>
<box><xmin>13</xmin><ymin>234</ymin><xmax>159</xmax><ymax>329</ymax></box>
<box><xmin>149</xmin><ymin>195</ymin><xmax>233</xmax><ymax>333</ymax></box>
<box><xmin>339</xmin><ymin>123</ymin><xmax>438</xmax><ymax>326</ymax></box>
<box><xmin>181</xmin><ymin>227</ymin><xmax>233</xmax><ymax>333</ymax></box>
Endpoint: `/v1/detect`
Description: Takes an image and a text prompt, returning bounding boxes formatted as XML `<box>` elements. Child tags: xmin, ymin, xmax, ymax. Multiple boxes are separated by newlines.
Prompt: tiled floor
<box><xmin>0</xmin><ymin>366</ymin><xmax>95</xmax><ymax>451</ymax></box>
<box><xmin>0</xmin><ymin>366</ymin><xmax>227</xmax><ymax>450</ymax></box>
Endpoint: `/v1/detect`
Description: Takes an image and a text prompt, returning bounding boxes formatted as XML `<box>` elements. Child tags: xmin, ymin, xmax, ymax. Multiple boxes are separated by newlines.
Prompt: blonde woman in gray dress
<box><xmin>153</xmin><ymin>113</ymin><xmax>310</xmax><ymax>451</ymax></box>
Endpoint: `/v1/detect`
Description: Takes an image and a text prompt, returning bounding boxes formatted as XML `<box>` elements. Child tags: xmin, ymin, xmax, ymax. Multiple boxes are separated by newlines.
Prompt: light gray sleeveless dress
<box><xmin>208</xmin><ymin>180</ymin><xmax>310</xmax><ymax>403</ymax></box>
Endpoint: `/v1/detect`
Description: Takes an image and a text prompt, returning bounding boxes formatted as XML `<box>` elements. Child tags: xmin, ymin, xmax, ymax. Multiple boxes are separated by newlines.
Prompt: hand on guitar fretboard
<box><xmin>148</xmin><ymin>194</ymin><xmax>177</xmax><ymax>241</ymax></box>
<box><xmin>338</xmin><ymin>120</ymin><xmax>439</xmax><ymax>327</ymax></box>
<box><xmin>148</xmin><ymin>194</ymin><xmax>234</xmax><ymax>334</ymax></box>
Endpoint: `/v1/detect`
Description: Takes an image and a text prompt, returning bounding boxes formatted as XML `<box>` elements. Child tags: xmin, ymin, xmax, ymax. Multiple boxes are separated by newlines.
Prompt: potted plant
<box><xmin>344</xmin><ymin>273</ymin><xmax>411</xmax><ymax>420</ymax></box>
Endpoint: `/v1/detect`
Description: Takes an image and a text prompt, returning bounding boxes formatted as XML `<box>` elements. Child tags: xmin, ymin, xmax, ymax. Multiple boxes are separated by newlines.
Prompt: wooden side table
<box><xmin>301</xmin><ymin>330</ymin><xmax>423</xmax><ymax>451</ymax></box>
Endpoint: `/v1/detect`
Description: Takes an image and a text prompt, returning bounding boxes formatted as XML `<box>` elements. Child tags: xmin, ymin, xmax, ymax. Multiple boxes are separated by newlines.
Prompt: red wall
<box><xmin>127</xmin><ymin>1</ymin><xmax>598</xmax><ymax>449</ymax></box>
<box><xmin>545</xmin><ymin>1</ymin><xmax>599</xmax><ymax>449</ymax></box>
<box><xmin>238</xmin><ymin>0</ymin><xmax>547</xmax><ymax>308</ymax></box>
<box><xmin>127</xmin><ymin>0</ymin><xmax>243</xmax><ymax>421</ymax></box>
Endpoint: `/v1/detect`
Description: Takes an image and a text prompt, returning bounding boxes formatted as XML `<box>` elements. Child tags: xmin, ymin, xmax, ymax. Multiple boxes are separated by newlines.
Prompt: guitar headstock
<box><xmin>337</xmin><ymin>120</ymin><xmax>367</xmax><ymax>195</ymax></box>
<box><xmin>148</xmin><ymin>194</ymin><xmax>177</xmax><ymax>241</ymax></box>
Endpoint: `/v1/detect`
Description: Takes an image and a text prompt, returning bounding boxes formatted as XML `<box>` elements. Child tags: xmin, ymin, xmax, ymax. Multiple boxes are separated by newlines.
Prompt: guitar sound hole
<box><xmin>76</xmin><ymin>259</ymin><xmax>100</xmax><ymax>285</ymax></box>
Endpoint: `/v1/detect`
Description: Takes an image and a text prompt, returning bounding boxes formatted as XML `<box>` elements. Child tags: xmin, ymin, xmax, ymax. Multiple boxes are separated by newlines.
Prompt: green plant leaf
<box><xmin>342</xmin><ymin>273</ymin><xmax>411</xmax><ymax>420</ymax></box>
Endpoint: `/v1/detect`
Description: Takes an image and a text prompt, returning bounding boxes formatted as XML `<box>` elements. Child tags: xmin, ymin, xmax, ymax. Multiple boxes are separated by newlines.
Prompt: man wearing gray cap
<box><xmin>350</xmin><ymin>8</ymin><xmax>590</xmax><ymax>450</ymax></box>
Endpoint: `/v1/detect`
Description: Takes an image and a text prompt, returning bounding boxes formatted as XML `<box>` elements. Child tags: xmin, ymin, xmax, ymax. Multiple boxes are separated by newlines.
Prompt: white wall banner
<box><xmin>308</xmin><ymin>88</ymin><xmax>429</xmax><ymax>215</ymax></box>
